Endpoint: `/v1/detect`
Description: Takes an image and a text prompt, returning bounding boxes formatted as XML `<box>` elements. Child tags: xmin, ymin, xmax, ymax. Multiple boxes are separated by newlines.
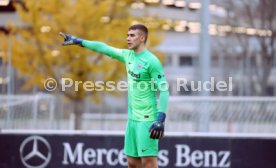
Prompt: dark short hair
<box><xmin>128</xmin><ymin>24</ymin><xmax>148</xmax><ymax>43</ymax></box>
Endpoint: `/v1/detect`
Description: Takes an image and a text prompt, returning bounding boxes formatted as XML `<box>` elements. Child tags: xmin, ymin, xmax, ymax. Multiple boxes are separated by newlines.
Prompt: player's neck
<box><xmin>134</xmin><ymin>43</ymin><xmax>146</xmax><ymax>54</ymax></box>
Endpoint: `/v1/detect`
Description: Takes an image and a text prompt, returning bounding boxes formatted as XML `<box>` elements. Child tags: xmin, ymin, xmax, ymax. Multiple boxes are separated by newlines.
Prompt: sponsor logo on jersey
<box><xmin>158</xmin><ymin>74</ymin><xmax>165</xmax><ymax>79</ymax></box>
<box><xmin>128</xmin><ymin>70</ymin><xmax>140</xmax><ymax>78</ymax></box>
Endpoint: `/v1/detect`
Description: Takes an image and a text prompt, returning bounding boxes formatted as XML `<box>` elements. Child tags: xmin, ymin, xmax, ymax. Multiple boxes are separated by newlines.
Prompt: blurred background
<box><xmin>0</xmin><ymin>0</ymin><xmax>275</xmax><ymax>133</ymax></box>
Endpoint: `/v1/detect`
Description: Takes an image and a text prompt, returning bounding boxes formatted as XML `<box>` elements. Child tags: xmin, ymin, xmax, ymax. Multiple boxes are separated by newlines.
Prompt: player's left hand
<box><xmin>149</xmin><ymin>112</ymin><xmax>166</xmax><ymax>139</ymax></box>
<box><xmin>149</xmin><ymin>121</ymin><xmax>164</xmax><ymax>139</ymax></box>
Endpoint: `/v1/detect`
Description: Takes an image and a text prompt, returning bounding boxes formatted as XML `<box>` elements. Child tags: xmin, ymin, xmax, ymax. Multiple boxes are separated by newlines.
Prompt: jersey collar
<box><xmin>134</xmin><ymin>49</ymin><xmax>148</xmax><ymax>57</ymax></box>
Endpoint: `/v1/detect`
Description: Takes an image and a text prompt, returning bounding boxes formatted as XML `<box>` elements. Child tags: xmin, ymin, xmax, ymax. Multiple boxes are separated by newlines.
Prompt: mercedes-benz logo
<box><xmin>20</xmin><ymin>135</ymin><xmax>52</xmax><ymax>168</ymax></box>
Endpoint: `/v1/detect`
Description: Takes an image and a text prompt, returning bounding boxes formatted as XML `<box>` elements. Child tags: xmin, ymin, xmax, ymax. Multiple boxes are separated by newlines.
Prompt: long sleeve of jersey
<box><xmin>82</xmin><ymin>40</ymin><xmax>126</xmax><ymax>63</ymax></box>
<box><xmin>149</xmin><ymin>58</ymin><xmax>170</xmax><ymax>113</ymax></box>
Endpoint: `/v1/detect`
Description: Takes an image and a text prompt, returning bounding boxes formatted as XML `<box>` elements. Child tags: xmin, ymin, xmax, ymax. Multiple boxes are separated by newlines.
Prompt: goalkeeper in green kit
<box><xmin>60</xmin><ymin>24</ymin><xmax>169</xmax><ymax>168</ymax></box>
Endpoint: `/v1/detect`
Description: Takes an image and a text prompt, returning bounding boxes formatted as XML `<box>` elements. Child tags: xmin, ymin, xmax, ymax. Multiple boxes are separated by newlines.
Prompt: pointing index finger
<box><xmin>59</xmin><ymin>32</ymin><xmax>67</xmax><ymax>40</ymax></box>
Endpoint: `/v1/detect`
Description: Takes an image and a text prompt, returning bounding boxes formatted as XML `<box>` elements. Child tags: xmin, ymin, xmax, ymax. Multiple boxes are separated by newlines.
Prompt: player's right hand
<box><xmin>59</xmin><ymin>32</ymin><xmax>83</xmax><ymax>46</ymax></box>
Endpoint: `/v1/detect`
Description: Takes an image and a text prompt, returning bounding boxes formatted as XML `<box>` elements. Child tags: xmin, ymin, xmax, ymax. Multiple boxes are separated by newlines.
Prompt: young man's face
<box><xmin>127</xmin><ymin>29</ymin><xmax>145</xmax><ymax>50</ymax></box>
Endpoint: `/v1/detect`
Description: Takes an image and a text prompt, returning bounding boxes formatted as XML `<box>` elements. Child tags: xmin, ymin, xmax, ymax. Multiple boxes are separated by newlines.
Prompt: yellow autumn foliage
<box><xmin>9</xmin><ymin>0</ymin><xmax>163</xmax><ymax>103</ymax></box>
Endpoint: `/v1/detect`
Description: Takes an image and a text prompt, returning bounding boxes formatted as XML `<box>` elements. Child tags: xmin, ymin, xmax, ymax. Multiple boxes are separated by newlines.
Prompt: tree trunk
<box><xmin>260</xmin><ymin>58</ymin><xmax>272</xmax><ymax>96</ymax></box>
<box><xmin>73</xmin><ymin>100</ymin><xmax>84</xmax><ymax>130</ymax></box>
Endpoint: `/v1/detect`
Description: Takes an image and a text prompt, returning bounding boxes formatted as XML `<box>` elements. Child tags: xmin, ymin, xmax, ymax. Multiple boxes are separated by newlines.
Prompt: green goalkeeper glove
<box><xmin>59</xmin><ymin>32</ymin><xmax>83</xmax><ymax>46</ymax></box>
<box><xmin>149</xmin><ymin>112</ymin><xmax>166</xmax><ymax>139</ymax></box>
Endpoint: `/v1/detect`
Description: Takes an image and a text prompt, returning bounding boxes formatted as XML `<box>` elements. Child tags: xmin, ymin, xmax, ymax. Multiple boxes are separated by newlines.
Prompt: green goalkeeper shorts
<box><xmin>124</xmin><ymin>119</ymin><xmax>159</xmax><ymax>157</ymax></box>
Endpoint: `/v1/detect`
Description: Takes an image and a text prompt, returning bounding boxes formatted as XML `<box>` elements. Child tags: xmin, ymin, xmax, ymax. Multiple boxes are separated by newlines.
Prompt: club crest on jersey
<box><xmin>137</xmin><ymin>63</ymin><xmax>143</xmax><ymax>70</ymax></box>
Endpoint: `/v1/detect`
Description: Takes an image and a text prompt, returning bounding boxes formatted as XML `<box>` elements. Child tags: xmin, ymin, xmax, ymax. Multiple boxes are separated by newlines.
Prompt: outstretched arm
<box><xmin>59</xmin><ymin>32</ymin><xmax>126</xmax><ymax>63</ymax></box>
<box><xmin>82</xmin><ymin>41</ymin><xmax>125</xmax><ymax>63</ymax></box>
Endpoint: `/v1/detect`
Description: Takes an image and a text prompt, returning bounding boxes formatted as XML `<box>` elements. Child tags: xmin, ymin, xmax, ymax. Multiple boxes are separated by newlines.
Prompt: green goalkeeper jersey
<box><xmin>82</xmin><ymin>40</ymin><xmax>169</xmax><ymax>121</ymax></box>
